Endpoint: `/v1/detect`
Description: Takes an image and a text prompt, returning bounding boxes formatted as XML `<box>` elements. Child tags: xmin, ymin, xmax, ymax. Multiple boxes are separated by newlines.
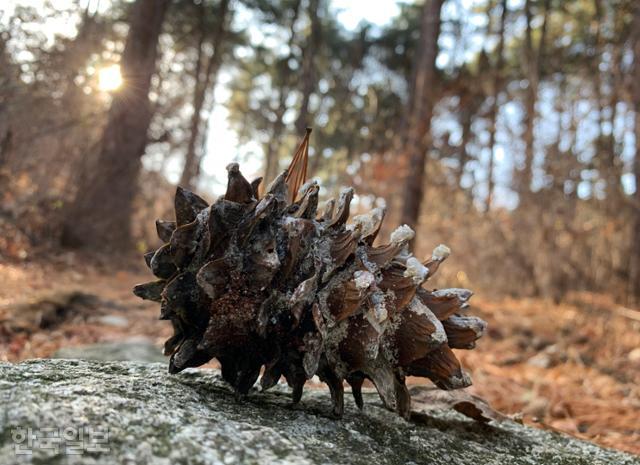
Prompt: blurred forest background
<box><xmin>1</xmin><ymin>0</ymin><xmax>640</xmax><ymax>455</ymax></box>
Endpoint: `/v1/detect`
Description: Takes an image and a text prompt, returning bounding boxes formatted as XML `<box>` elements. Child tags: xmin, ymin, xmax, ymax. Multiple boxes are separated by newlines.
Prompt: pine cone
<box><xmin>134</xmin><ymin>157</ymin><xmax>485</xmax><ymax>419</ymax></box>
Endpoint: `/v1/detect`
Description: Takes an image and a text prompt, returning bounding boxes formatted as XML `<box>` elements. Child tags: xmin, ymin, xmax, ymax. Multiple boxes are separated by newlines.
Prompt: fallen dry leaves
<box><xmin>456</xmin><ymin>293</ymin><xmax>640</xmax><ymax>455</ymax></box>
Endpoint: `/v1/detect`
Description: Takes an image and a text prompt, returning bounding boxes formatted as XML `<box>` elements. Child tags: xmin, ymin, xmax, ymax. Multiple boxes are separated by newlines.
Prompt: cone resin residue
<box><xmin>134</xmin><ymin>161</ymin><xmax>486</xmax><ymax>418</ymax></box>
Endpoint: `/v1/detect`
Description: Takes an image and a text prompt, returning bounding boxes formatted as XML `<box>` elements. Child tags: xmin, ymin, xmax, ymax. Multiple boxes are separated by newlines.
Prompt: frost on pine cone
<box><xmin>134</xmin><ymin>137</ymin><xmax>486</xmax><ymax>419</ymax></box>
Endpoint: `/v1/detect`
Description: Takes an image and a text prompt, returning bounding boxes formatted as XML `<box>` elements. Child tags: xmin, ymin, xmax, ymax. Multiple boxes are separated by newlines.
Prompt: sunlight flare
<box><xmin>97</xmin><ymin>64</ymin><xmax>123</xmax><ymax>92</ymax></box>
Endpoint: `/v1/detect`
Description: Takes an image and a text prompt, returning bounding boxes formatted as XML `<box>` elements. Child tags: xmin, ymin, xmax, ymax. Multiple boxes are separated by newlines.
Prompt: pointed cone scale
<box><xmin>311</xmin><ymin>303</ymin><xmax>326</xmax><ymax>338</ymax></box>
<box><xmin>175</xmin><ymin>186</ymin><xmax>208</xmax><ymax>226</ymax></box>
<box><xmin>133</xmin><ymin>280</ymin><xmax>166</xmax><ymax>302</ymax></box>
<box><xmin>143</xmin><ymin>250</ymin><xmax>155</xmax><ymax>268</ymax></box>
<box><xmin>219</xmin><ymin>356</ymin><xmax>238</xmax><ymax>386</ymax></box>
<box><xmin>394</xmin><ymin>373</ymin><xmax>412</xmax><ymax>420</ymax></box>
<box><xmin>329</xmin><ymin>229</ymin><xmax>360</xmax><ymax>270</ymax></box>
<box><xmin>320</xmin><ymin>198</ymin><xmax>335</xmax><ymax>221</ymax></box>
<box><xmin>208</xmin><ymin>198</ymin><xmax>247</xmax><ymax>248</ymax></box>
<box><xmin>327</xmin><ymin>278</ymin><xmax>368</xmax><ymax>322</ymax></box>
<box><xmin>168</xmin><ymin>338</ymin><xmax>212</xmax><ymax>374</ymax></box>
<box><xmin>169</xmin><ymin>221</ymin><xmax>200</xmax><ymax>269</ymax></box>
<box><xmin>261</xmin><ymin>362</ymin><xmax>282</xmax><ymax>391</ymax></box>
<box><xmin>233</xmin><ymin>362</ymin><xmax>262</xmax><ymax>395</ymax></box>
<box><xmin>422</xmin><ymin>244</ymin><xmax>451</xmax><ymax>280</ymax></box>
<box><xmin>365</xmin><ymin>243</ymin><xmax>405</xmax><ymax>268</ymax></box>
<box><xmin>356</xmin><ymin>207</ymin><xmax>385</xmax><ymax>246</ymax></box>
<box><xmin>378</xmin><ymin>263</ymin><xmax>420</xmax><ymax>313</ymax></box>
<box><xmin>442</xmin><ymin>315</ymin><xmax>487</xmax><ymax>349</ymax></box>
<box><xmin>156</xmin><ymin>219</ymin><xmax>176</xmax><ymax>242</ymax></box>
<box><xmin>280</xmin><ymin>218</ymin><xmax>315</xmax><ymax>279</ymax></box>
<box><xmin>393</xmin><ymin>297</ymin><xmax>447</xmax><ymax>366</ymax></box>
<box><xmin>422</xmin><ymin>259</ymin><xmax>442</xmax><ymax>281</ymax></box>
<box><xmin>225</xmin><ymin>163</ymin><xmax>254</xmax><ymax>203</ymax></box>
<box><xmin>163</xmin><ymin>330</ymin><xmax>184</xmax><ymax>356</ymax></box>
<box><xmin>346</xmin><ymin>373</ymin><xmax>365</xmax><ymax>409</ymax></box>
<box><xmin>317</xmin><ymin>363</ymin><xmax>344</xmax><ymax>418</ymax></box>
<box><xmin>250</xmin><ymin>176</ymin><xmax>263</xmax><ymax>200</ymax></box>
<box><xmin>150</xmin><ymin>243</ymin><xmax>177</xmax><ymax>279</ymax></box>
<box><xmin>327</xmin><ymin>188</ymin><xmax>354</xmax><ymax>229</ymax></box>
<box><xmin>302</xmin><ymin>333</ymin><xmax>323</xmax><ymax>378</ymax></box>
<box><xmin>282</xmin><ymin>361</ymin><xmax>307</xmax><ymax>404</ymax></box>
<box><xmin>163</xmin><ymin>320</ymin><xmax>183</xmax><ymax>354</ymax></box>
<box><xmin>293</xmin><ymin>182</ymin><xmax>319</xmax><ymax>219</ymax></box>
<box><xmin>407</xmin><ymin>346</ymin><xmax>472</xmax><ymax>390</ymax></box>
<box><xmin>291</xmin><ymin>379</ymin><xmax>305</xmax><ymax>404</ymax></box>
<box><xmin>266</xmin><ymin>170</ymin><xmax>289</xmax><ymax>204</ymax></box>
<box><xmin>337</xmin><ymin>313</ymin><xmax>380</xmax><ymax>370</ymax></box>
<box><xmin>368</xmin><ymin>363</ymin><xmax>397</xmax><ymax>410</ymax></box>
<box><xmin>247</xmin><ymin>237</ymin><xmax>281</xmax><ymax>288</ymax></box>
<box><xmin>238</xmin><ymin>195</ymin><xmax>278</xmax><ymax>246</ymax></box>
<box><xmin>196</xmin><ymin>258</ymin><xmax>231</xmax><ymax>300</ymax></box>
<box><xmin>417</xmin><ymin>288</ymin><xmax>473</xmax><ymax>321</ymax></box>
<box><xmin>160</xmin><ymin>272</ymin><xmax>202</xmax><ymax>323</ymax></box>
<box><xmin>290</xmin><ymin>276</ymin><xmax>319</xmax><ymax>325</ymax></box>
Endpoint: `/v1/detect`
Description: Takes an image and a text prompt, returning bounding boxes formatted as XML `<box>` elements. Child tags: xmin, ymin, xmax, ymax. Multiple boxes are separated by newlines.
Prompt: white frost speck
<box><xmin>432</xmin><ymin>244</ymin><xmax>451</xmax><ymax>261</ymax></box>
<box><xmin>390</xmin><ymin>224</ymin><xmax>415</xmax><ymax>244</ymax></box>
<box><xmin>431</xmin><ymin>288</ymin><xmax>473</xmax><ymax>301</ymax></box>
<box><xmin>403</xmin><ymin>257</ymin><xmax>429</xmax><ymax>284</ymax></box>
<box><xmin>353</xmin><ymin>270</ymin><xmax>375</xmax><ymax>290</ymax></box>
<box><xmin>370</xmin><ymin>291</ymin><xmax>388</xmax><ymax>323</ymax></box>
<box><xmin>261</xmin><ymin>247</ymin><xmax>280</xmax><ymax>269</ymax></box>
<box><xmin>297</xmin><ymin>179</ymin><xmax>317</xmax><ymax>197</ymax></box>
<box><xmin>408</xmin><ymin>298</ymin><xmax>447</xmax><ymax>345</ymax></box>
<box><xmin>351</xmin><ymin>207</ymin><xmax>384</xmax><ymax>236</ymax></box>
<box><xmin>340</xmin><ymin>186</ymin><xmax>355</xmax><ymax>196</ymax></box>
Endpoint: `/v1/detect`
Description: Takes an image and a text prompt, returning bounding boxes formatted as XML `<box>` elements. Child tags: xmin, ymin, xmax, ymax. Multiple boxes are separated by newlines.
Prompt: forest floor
<box><xmin>1</xmin><ymin>254</ymin><xmax>639</xmax><ymax>456</ymax></box>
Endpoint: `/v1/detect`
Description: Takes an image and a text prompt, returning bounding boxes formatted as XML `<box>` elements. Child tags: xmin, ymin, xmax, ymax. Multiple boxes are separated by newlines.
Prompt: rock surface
<box><xmin>0</xmin><ymin>359</ymin><xmax>638</xmax><ymax>465</ymax></box>
<box><xmin>52</xmin><ymin>339</ymin><xmax>166</xmax><ymax>363</ymax></box>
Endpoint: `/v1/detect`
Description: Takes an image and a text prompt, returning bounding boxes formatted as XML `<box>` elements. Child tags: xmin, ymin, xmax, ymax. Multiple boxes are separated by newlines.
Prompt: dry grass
<box><xmin>1</xmin><ymin>256</ymin><xmax>638</xmax><ymax>455</ymax></box>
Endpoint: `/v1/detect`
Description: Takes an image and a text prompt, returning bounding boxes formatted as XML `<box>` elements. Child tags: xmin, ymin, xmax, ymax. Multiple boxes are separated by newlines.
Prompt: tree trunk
<box><xmin>295</xmin><ymin>0</ymin><xmax>321</xmax><ymax>134</ymax></box>
<box><xmin>485</xmin><ymin>0</ymin><xmax>507</xmax><ymax>212</ymax></box>
<box><xmin>592</xmin><ymin>0</ymin><xmax>623</xmax><ymax>204</ymax></box>
<box><xmin>629</xmin><ymin>2</ymin><xmax>640</xmax><ymax>302</ymax></box>
<box><xmin>262</xmin><ymin>0</ymin><xmax>301</xmax><ymax>186</ymax></box>
<box><xmin>179</xmin><ymin>0</ymin><xmax>231</xmax><ymax>191</ymax></box>
<box><xmin>61</xmin><ymin>0</ymin><xmax>170</xmax><ymax>250</ymax></box>
<box><xmin>520</xmin><ymin>0</ymin><xmax>549</xmax><ymax>198</ymax></box>
<box><xmin>457</xmin><ymin>107</ymin><xmax>472</xmax><ymax>189</ymax></box>
<box><xmin>631</xmin><ymin>111</ymin><xmax>640</xmax><ymax>302</ymax></box>
<box><xmin>264</xmin><ymin>107</ymin><xmax>286</xmax><ymax>185</ymax></box>
<box><xmin>0</xmin><ymin>34</ymin><xmax>13</xmax><ymax>170</ymax></box>
<box><xmin>399</xmin><ymin>0</ymin><xmax>444</xmax><ymax>230</ymax></box>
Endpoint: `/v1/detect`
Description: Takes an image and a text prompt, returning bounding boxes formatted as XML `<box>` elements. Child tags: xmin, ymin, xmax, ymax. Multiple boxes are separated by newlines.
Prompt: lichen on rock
<box><xmin>1</xmin><ymin>360</ymin><xmax>639</xmax><ymax>465</ymax></box>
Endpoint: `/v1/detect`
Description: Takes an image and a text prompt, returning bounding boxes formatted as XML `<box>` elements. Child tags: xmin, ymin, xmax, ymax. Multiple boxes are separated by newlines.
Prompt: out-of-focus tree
<box><xmin>179</xmin><ymin>0</ymin><xmax>233</xmax><ymax>190</ymax></box>
<box><xmin>399</xmin><ymin>0</ymin><xmax>444</xmax><ymax>230</ymax></box>
<box><xmin>519</xmin><ymin>0</ymin><xmax>550</xmax><ymax>198</ymax></box>
<box><xmin>484</xmin><ymin>0</ymin><xmax>507</xmax><ymax>211</ymax></box>
<box><xmin>630</xmin><ymin>1</ymin><xmax>640</xmax><ymax>302</ymax></box>
<box><xmin>227</xmin><ymin>0</ymin><xmax>303</xmax><ymax>186</ymax></box>
<box><xmin>295</xmin><ymin>0</ymin><xmax>321</xmax><ymax>134</ymax></box>
<box><xmin>0</xmin><ymin>30</ymin><xmax>15</xmax><ymax>169</ymax></box>
<box><xmin>61</xmin><ymin>0</ymin><xmax>170</xmax><ymax>249</ymax></box>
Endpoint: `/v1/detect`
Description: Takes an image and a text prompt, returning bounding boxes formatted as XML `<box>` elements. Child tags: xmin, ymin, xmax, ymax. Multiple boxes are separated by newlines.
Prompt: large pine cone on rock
<box><xmin>134</xmin><ymin>154</ymin><xmax>485</xmax><ymax>419</ymax></box>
